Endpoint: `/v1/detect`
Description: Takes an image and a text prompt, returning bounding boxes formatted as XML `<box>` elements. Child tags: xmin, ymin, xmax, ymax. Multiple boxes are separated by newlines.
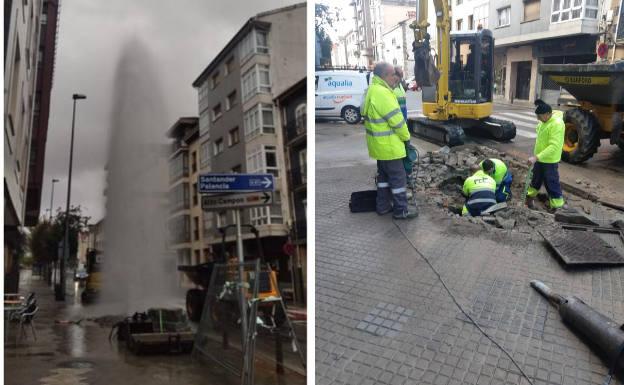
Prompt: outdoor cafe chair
<box><xmin>17</xmin><ymin>303</ymin><xmax>38</xmax><ymax>342</ymax></box>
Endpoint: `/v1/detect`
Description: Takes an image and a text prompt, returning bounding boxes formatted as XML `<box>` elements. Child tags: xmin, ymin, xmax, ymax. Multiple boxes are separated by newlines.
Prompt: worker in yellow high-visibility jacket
<box><xmin>361</xmin><ymin>62</ymin><xmax>417</xmax><ymax>219</ymax></box>
<box><xmin>527</xmin><ymin>99</ymin><xmax>566</xmax><ymax>210</ymax></box>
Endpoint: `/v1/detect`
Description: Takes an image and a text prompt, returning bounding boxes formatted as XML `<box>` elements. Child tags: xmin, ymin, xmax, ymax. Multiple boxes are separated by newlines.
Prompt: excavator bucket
<box><xmin>413</xmin><ymin>36</ymin><xmax>439</xmax><ymax>87</ymax></box>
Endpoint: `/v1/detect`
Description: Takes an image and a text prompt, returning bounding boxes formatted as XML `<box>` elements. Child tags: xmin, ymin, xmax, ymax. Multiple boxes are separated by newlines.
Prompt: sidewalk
<box><xmin>4</xmin><ymin>270</ymin><xmax>305</xmax><ymax>385</ymax></box>
<box><xmin>316</xmin><ymin>163</ymin><xmax>624</xmax><ymax>385</ymax></box>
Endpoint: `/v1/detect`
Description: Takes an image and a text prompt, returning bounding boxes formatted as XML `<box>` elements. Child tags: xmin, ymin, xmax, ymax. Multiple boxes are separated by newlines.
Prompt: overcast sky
<box><xmin>41</xmin><ymin>0</ymin><xmax>301</xmax><ymax>223</ymax></box>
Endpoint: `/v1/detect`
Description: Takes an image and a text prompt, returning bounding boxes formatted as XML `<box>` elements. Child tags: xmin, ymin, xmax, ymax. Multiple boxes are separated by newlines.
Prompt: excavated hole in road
<box><xmin>411</xmin><ymin>144</ymin><xmax>558</xmax><ymax>229</ymax></box>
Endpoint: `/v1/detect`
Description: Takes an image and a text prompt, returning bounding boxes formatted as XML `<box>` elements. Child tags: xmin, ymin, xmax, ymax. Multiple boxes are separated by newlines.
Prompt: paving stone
<box><xmin>316</xmin><ymin>164</ymin><xmax>624</xmax><ymax>385</ymax></box>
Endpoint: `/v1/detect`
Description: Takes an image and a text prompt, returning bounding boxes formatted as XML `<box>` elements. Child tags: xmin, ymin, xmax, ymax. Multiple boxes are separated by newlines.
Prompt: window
<box><xmin>169</xmin><ymin>215</ymin><xmax>191</xmax><ymax>244</ymax></box>
<box><xmin>250</xmin><ymin>193</ymin><xmax>282</xmax><ymax>225</ymax></box>
<box><xmin>241</xmin><ymin>64</ymin><xmax>271</xmax><ymax>102</ymax></box>
<box><xmin>524</xmin><ymin>0</ymin><xmax>541</xmax><ymax>21</ymax></box>
<box><xmin>199</xmin><ymin>108</ymin><xmax>210</xmax><ymax>134</ymax></box>
<box><xmin>228</xmin><ymin>127</ymin><xmax>240</xmax><ymax>146</ymax></box>
<box><xmin>224</xmin><ymin>56</ymin><xmax>234</xmax><ymax>76</ymax></box>
<box><xmin>497</xmin><ymin>7</ymin><xmax>511</xmax><ymax>26</ymax></box>
<box><xmin>584</xmin><ymin>0</ymin><xmax>598</xmax><ymax>18</ymax></box>
<box><xmin>551</xmin><ymin>0</ymin><xmax>591</xmax><ymax>22</ymax></box>
<box><xmin>228</xmin><ymin>127</ymin><xmax>240</xmax><ymax>147</ymax></box>
<box><xmin>243</xmin><ymin>103</ymin><xmax>275</xmax><ymax>139</ymax></box>
<box><xmin>211</xmin><ymin>103</ymin><xmax>222</xmax><ymax>121</ymax></box>
<box><xmin>239</xmin><ymin>29</ymin><xmax>269</xmax><ymax>60</ymax></box>
<box><xmin>169</xmin><ymin>183</ymin><xmax>189</xmax><ymax>212</ymax></box>
<box><xmin>468</xmin><ymin>15</ymin><xmax>474</xmax><ymax>29</ymax></box>
<box><xmin>247</xmin><ymin>145</ymin><xmax>279</xmax><ymax>177</ymax></box>
<box><xmin>192</xmin><ymin>151</ymin><xmax>197</xmax><ymax>173</ymax></box>
<box><xmin>456</xmin><ymin>19</ymin><xmax>463</xmax><ymax>31</ymax></box>
<box><xmin>203</xmin><ymin>214</ymin><xmax>213</xmax><ymax>238</ymax></box>
<box><xmin>169</xmin><ymin>152</ymin><xmax>189</xmax><ymax>182</ymax></box>
<box><xmin>213</xmin><ymin>138</ymin><xmax>224</xmax><ymax>155</ymax></box>
<box><xmin>193</xmin><ymin>182</ymin><xmax>198</xmax><ymax>206</ymax></box>
<box><xmin>210</xmin><ymin>71</ymin><xmax>220</xmax><ymax>89</ymax></box>
<box><xmin>200</xmin><ymin>140</ymin><xmax>211</xmax><ymax>169</ymax></box>
<box><xmin>299</xmin><ymin>149</ymin><xmax>307</xmax><ymax>184</ymax></box>
<box><xmin>198</xmin><ymin>82</ymin><xmax>209</xmax><ymax>111</ymax></box>
<box><xmin>225</xmin><ymin>90</ymin><xmax>237</xmax><ymax>111</ymax></box>
<box><xmin>194</xmin><ymin>249</ymin><xmax>201</xmax><ymax>264</ymax></box>
<box><xmin>295</xmin><ymin>103</ymin><xmax>306</xmax><ymax>134</ymax></box>
<box><xmin>474</xmin><ymin>4</ymin><xmax>489</xmax><ymax>28</ymax></box>
<box><xmin>193</xmin><ymin>216</ymin><xmax>200</xmax><ymax>241</ymax></box>
<box><xmin>203</xmin><ymin>248</ymin><xmax>211</xmax><ymax>262</ymax></box>
<box><xmin>216</xmin><ymin>211</ymin><xmax>227</xmax><ymax>228</ymax></box>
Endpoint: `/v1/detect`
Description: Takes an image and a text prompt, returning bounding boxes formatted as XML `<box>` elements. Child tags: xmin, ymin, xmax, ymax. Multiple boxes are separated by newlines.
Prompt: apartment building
<box><xmin>331</xmin><ymin>30</ymin><xmax>364</xmax><ymax>68</ymax></box>
<box><xmin>275</xmin><ymin>78</ymin><xmax>306</xmax><ymax>304</ymax></box>
<box><xmin>191</xmin><ymin>3</ymin><xmax>305</xmax><ymax>287</ymax></box>
<box><xmin>24</xmin><ymin>0</ymin><xmax>60</xmax><ymax>226</ymax></box>
<box><xmin>4</xmin><ymin>0</ymin><xmax>43</xmax><ymax>291</ymax></box>
<box><xmin>381</xmin><ymin>20</ymin><xmax>415</xmax><ymax>77</ymax></box>
<box><xmin>350</xmin><ymin>0</ymin><xmax>418</xmax><ymax>66</ymax></box>
<box><xmin>487</xmin><ymin>0</ymin><xmax>601</xmax><ymax>103</ymax></box>
<box><xmin>167</xmin><ymin>117</ymin><xmax>211</xmax><ymax>282</ymax></box>
<box><xmin>452</xmin><ymin>0</ymin><xmax>490</xmax><ymax>31</ymax></box>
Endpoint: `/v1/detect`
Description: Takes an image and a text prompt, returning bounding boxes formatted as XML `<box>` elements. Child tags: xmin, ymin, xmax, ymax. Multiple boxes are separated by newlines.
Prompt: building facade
<box><xmin>4</xmin><ymin>0</ymin><xmax>58</xmax><ymax>291</ymax></box>
<box><xmin>350</xmin><ymin>0</ymin><xmax>418</xmax><ymax>67</ymax></box>
<box><xmin>191</xmin><ymin>3</ymin><xmax>305</xmax><ymax>288</ymax></box>
<box><xmin>24</xmin><ymin>0</ymin><xmax>59</xmax><ymax>226</ymax></box>
<box><xmin>487</xmin><ymin>0</ymin><xmax>601</xmax><ymax>103</ymax></box>
<box><xmin>167</xmin><ymin>117</ymin><xmax>211</xmax><ymax>285</ymax></box>
<box><xmin>381</xmin><ymin>21</ymin><xmax>415</xmax><ymax>77</ymax></box>
<box><xmin>275</xmin><ymin>78</ymin><xmax>307</xmax><ymax>304</ymax></box>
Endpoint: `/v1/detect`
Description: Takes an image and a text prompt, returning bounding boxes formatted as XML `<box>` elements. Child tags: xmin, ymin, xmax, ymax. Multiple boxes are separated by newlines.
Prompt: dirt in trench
<box><xmin>408</xmin><ymin>144</ymin><xmax>622</xmax><ymax>231</ymax></box>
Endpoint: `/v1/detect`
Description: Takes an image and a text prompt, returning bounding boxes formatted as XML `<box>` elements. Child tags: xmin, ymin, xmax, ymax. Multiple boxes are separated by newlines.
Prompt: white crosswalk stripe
<box><xmin>498</xmin><ymin>111</ymin><xmax>538</xmax><ymax>123</ymax></box>
<box><xmin>490</xmin><ymin>114</ymin><xmax>537</xmax><ymax>138</ymax></box>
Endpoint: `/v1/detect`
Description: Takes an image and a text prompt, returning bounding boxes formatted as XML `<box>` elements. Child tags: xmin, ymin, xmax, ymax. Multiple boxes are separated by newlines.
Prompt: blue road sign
<box><xmin>199</xmin><ymin>173</ymin><xmax>275</xmax><ymax>193</ymax></box>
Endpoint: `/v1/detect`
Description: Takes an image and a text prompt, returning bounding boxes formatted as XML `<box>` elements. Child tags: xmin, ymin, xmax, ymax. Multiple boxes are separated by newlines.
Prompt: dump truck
<box><xmin>540</xmin><ymin>61</ymin><xmax>624</xmax><ymax>163</ymax></box>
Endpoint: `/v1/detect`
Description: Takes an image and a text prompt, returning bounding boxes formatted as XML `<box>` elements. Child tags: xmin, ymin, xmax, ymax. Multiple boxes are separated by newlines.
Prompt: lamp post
<box><xmin>57</xmin><ymin>93</ymin><xmax>86</xmax><ymax>301</ymax></box>
<box><xmin>49</xmin><ymin>178</ymin><xmax>60</xmax><ymax>221</ymax></box>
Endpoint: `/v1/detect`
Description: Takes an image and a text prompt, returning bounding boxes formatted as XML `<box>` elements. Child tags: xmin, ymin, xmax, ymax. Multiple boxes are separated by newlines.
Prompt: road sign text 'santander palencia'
<box><xmin>198</xmin><ymin>173</ymin><xmax>275</xmax><ymax>193</ymax></box>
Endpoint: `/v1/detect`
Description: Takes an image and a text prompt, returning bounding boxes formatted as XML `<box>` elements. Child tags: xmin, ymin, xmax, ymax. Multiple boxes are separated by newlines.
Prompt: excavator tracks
<box><xmin>408</xmin><ymin>116</ymin><xmax>517</xmax><ymax>146</ymax></box>
<box><xmin>408</xmin><ymin>117</ymin><xmax>466</xmax><ymax>146</ymax></box>
<box><xmin>477</xmin><ymin>117</ymin><xmax>517</xmax><ymax>141</ymax></box>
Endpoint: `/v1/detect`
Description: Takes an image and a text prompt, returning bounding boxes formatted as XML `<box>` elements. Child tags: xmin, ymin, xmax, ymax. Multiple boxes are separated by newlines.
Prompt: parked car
<box><xmin>315</xmin><ymin>70</ymin><xmax>371</xmax><ymax>124</ymax></box>
<box><xmin>74</xmin><ymin>269</ymin><xmax>88</xmax><ymax>281</ymax></box>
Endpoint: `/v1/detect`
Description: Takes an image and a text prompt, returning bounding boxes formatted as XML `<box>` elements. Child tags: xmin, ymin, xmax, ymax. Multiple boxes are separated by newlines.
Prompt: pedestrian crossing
<box><xmin>407</xmin><ymin>109</ymin><xmax>539</xmax><ymax>139</ymax></box>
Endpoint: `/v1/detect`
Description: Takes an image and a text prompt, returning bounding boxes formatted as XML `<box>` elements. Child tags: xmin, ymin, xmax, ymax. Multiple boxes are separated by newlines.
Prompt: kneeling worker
<box><xmin>480</xmin><ymin>158</ymin><xmax>512</xmax><ymax>202</ymax></box>
<box><xmin>462</xmin><ymin>160</ymin><xmax>497</xmax><ymax>216</ymax></box>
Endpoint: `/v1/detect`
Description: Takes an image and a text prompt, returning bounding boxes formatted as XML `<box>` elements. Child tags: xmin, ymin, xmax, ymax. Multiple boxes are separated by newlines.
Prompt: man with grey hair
<box><xmin>361</xmin><ymin>62</ymin><xmax>418</xmax><ymax>219</ymax></box>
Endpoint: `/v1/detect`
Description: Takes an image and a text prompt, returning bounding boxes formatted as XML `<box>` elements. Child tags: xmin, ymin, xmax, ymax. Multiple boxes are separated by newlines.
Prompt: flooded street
<box><xmin>4</xmin><ymin>270</ymin><xmax>304</xmax><ymax>385</ymax></box>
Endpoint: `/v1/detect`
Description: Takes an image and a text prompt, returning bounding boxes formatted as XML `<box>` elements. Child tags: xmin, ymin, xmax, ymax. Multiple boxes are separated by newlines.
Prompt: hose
<box><xmin>393</xmin><ymin>220</ymin><xmax>535</xmax><ymax>385</ymax></box>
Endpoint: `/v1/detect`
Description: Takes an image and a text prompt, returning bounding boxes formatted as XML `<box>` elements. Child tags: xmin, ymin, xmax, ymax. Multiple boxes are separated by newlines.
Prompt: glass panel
<box><xmin>561</xmin><ymin>10</ymin><xmax>569</xmax><ymax>20</ymax></box>
<box><xmin>573</xmin><ymin>0</ymin><xmax>581</xmax><ymax>6</ymax></box>
<box><xmin>551</xmin><ymin>13</ymin><xmax>560</xmax><ymax>22</ymax></box>
<box><xmin>585</xmin><ymin>8</ymin><xmax>597</xmax><ymax>17</ymax></box>
<box><xmin>563</xmin><ymin>0</ymin><xmax>570</xmax><ymax>9</ymax></box>
<box><xmin>571</xmin><ymin>8</ymin><xmax>581</xmax><ymax>18</ymax></box>
<box><xmin>553</xmin><ymin>0</ymin><xmax>560</xmax><ymax>11</ymax></box>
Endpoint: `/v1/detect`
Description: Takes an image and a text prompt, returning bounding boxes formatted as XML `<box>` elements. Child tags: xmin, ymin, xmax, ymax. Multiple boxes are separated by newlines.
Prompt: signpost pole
<box><xmin>235</xmin><ymin>208</ymin><xmax>248</xmax><ymax>350</ymax></box>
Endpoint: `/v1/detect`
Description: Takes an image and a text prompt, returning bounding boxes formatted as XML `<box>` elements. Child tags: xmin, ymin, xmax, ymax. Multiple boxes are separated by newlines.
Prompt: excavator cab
<box><xmin>449</xmin><ymin>30</ymin><xmax>493</xmax><ymax>104</ymax></box>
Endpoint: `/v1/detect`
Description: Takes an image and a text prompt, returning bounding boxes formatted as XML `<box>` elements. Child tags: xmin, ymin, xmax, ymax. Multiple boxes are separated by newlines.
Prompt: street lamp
<box><xmin>57</xmin><ymin>93</ymin><xmax>86</xmax><ymax>301</ymax></box>
<box><xmin>49</xmin><ymin>178</ymin><xmax>60</xmax><ymax>221</ymax></box>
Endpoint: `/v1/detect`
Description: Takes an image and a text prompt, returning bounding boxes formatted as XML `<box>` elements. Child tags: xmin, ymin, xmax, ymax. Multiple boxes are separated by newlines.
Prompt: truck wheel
<box><xmin>561</xmin><ymin>108</ymin><xmax>600</xmax><ymax>164</ymax></box>
<box><xmin>342</xmin><ymin>106</ymin><xmax>361</xmax><ymax>124</ymax></box>
<box><xmin>186</xmin><ymin>289</ymin><xmax>205</xmax><ymax>323</ymax></box>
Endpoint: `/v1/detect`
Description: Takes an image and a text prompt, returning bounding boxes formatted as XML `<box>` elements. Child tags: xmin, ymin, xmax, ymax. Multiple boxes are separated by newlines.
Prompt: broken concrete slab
<box><xmin>612</xmin><ymin>219</ymin><xmax>624</xmax><ymax>229</ymax></box>
<box><xmin>554</xmin><ymin>208</ymin><xmax>600</xmax><ymax>226</ymax></box>
<box><xmin>495</xmin><ymin>213</ymin><xmax>516</xmax><ymax>230</ymax></box>
<box><xmin>481</xmin><ymin>202</ymin><xmax>508</xmax><ymax>215</ymax></box>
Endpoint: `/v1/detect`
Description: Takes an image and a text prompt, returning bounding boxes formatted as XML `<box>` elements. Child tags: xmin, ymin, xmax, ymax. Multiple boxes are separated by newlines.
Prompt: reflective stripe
<box><xmin>377</xmin><ymin>182</ymin><xmax>389</xmax><ymax>188</ymax></box>
<box><xmin>382</xmin><ymin>108</ymin><xmax>401</xmax><ymax>121</ymax></box>
<box><xmin>366</xmin><ymin>117</ymin><xmax>386</xmax><ymax>123</ymax></box>
<box><xmin>366</xmin><ymin>129</ymin><xmax>395</xmax><ymax>137</ymax></box>
<box><xmin>470</xmin><ymin>187</ymin><xmax>495</xmax><ymax>194</ymax></box>
<box><xmin>392</xmin><ymin>187</ymin><xmax>406</xmax><ymax>194</ymax></box>
<box><xmin>467</xmin><ymin>198</ymin><xmax>497</xmax><ymax>205</ymax></box>
<box><xmin>390</xmin><ymin>119</ymin><xmax>407</xmax><ymax>129</ymax></box>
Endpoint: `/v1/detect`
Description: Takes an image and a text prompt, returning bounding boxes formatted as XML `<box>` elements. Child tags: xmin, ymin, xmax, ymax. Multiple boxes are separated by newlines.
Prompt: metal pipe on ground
<box><xmin>530</xmin><ymin>280</ymin><xmax>624</xmax><ymax>383</ymax></box>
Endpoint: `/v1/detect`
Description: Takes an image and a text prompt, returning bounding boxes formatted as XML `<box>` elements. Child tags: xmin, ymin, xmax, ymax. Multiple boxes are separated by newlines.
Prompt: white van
<box><xmin>315</xmin><ymin>70</ymin><xmax>371</xmax><ymax>124</ymax></box>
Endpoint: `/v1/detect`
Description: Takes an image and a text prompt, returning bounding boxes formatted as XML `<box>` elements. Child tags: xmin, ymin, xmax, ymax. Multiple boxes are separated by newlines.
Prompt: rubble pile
<box><xmin>410</xmin><ymin>144</ymin><xmax>557</xmax><ymax>230</ymax></box>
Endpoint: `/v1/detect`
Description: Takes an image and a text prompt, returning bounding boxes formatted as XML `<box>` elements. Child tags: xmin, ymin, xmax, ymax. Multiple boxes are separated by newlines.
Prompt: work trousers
<box><xmin>376</xmin><ymin>159</ymin><xmax>408</xmax><ymax>216</ymax></box>
<box><xmin>528</xmin><ymin>161</ymin><xmax>564</xmax><ymax>208</ymax></box>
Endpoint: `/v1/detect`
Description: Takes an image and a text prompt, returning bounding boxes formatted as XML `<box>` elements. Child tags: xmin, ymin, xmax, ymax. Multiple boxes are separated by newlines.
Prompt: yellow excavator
<box><xmin>409</xmin><ymin>0</ymin><xmax>516</xmax><ymax>145</ymax></box>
